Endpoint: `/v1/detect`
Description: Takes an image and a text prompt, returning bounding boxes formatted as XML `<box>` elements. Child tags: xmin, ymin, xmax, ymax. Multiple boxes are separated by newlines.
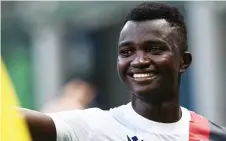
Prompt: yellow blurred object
<box><xmin>1</xmin><ymin>60</ymin><xmax>31</xmax><ymax>141</ymax></box>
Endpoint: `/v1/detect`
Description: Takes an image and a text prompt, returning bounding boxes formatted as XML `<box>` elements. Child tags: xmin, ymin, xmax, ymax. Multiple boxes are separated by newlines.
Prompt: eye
<box><xmin>119</xmin><ymin>48</ymin><xmax>134</xmax><ymax>57</ymax></box>
<box><xmin>146</xmin><ymin>47</ymin><xmax>159</xmax><ymax>52</ymax></box>
<box><xmin>145</xmin><ymin>44</ymin><xmax>166</xmax><ymax>54</ymax></box>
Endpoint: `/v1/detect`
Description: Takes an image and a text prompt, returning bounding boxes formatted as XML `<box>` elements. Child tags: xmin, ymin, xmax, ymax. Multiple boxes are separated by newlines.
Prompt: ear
<box><xmin>179</xmin><ymin>51</ymin><xmax>192</xmax><ymax>73</ymax></box>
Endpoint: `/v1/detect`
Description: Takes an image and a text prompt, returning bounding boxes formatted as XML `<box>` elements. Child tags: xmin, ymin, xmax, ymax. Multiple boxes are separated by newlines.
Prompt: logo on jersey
<box><xmin>127</xmin><ymin>135</ymin><xmax>143</xmax><ymax>141</ymax></box>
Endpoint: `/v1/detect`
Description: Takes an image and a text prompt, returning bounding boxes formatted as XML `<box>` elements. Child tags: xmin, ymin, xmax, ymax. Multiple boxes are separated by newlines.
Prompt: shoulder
<box><xmin>189</xmin><ymin>111</ymin><xmax>226</xmax><ymax>141</ymax></box>
<box><xmin>47</xmin><ymin>107</ymin><xmax>106</xmax><ymax>122</ymax></box>
<box><xmin>47</xmin><ymin>104</ymin><xmax>128</xmax><ymax>126</ymax></box>
<box><xmin>189</xmin><ymin>111</ymin><xmax>209</xmax><ymax>126</ymax></box>
<box><xmin>47</xmin><ymin>108</ymin><xmax>111</xmax><ymax>141</ymax></box>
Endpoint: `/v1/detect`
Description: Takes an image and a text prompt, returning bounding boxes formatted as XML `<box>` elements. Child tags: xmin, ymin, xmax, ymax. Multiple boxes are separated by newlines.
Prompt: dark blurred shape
<box><xmin>41</xmin><ymin>79</ymin><xmax>96</xmax><ymax>112</ymax></box>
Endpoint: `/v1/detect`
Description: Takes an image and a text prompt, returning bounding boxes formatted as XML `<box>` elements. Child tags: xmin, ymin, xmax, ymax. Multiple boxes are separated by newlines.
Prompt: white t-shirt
<box><xmin>48</xmin><ymin>102</ymin><xmax>192</xmax><ymax>141</ymax></box>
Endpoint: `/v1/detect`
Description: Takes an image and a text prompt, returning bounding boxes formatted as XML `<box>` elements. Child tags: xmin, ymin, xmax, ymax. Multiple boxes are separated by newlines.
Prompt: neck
<box><xmin>131</xmin><ymin>89</ymin><xmax>181</xmax><ymax>123</ymax></box>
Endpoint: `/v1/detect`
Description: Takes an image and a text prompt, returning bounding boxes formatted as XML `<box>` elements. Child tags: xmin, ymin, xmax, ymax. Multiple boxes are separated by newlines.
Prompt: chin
<box><xmin>132</xmin><ymin>85</ymin><xmax>161</xmax><ymax>95</ymax></box>
<box><xmin>133</xmin><ymin>86</ymin><xmax>175</xmax><ymax>103</ymax></box>
<box><xmin>133</xmin><ymin>86</ymin><xmax>158</xmax><ymax>96</ymax></box>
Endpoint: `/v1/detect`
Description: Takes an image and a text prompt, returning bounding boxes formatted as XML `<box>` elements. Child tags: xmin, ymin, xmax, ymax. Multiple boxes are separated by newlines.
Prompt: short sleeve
<box><xmin>47</xmin><ymin>108</ymin><xmax>102</xmax><ymax>141</ymax></box>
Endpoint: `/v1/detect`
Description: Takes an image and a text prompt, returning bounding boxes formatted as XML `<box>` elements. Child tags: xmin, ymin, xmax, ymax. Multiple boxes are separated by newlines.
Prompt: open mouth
<box><xmin>128</xmin><ymin>71</ymin><xmax>158</xmax><ymax>82</ymax></box>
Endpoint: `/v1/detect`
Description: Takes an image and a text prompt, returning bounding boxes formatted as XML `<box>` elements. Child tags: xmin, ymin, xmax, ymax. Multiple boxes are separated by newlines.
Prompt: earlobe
<box><xmin>179</xmin><ymin>52</ymin><xmax>192</xmax><ymax>73</ymax></box>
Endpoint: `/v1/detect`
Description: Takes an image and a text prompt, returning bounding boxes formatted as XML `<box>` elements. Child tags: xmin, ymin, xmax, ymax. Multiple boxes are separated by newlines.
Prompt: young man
<box><xmin>22</xmin><ymin>2</ymin><xmax>226</xmax><ymax>141</ymax></box>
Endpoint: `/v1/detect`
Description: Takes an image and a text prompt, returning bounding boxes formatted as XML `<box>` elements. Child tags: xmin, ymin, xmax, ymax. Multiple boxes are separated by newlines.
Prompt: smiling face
<box><xmin>117</xmin><ymin>19</ymin><xmax>191</xmax><ymax>101</ymax></box>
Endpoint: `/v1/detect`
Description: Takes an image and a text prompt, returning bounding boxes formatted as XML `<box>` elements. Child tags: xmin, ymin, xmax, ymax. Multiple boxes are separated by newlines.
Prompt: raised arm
<box><xmin>20</xmin><ymin>108</ymin><xmax>56</xmax><ymax>141</ymax></box>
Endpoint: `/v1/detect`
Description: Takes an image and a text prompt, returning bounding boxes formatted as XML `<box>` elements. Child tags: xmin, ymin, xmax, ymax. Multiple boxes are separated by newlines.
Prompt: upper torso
<box><xmin>48</xmin><ymin>103</ymin><xmax>226</xmax><ymax>141</ymax></box>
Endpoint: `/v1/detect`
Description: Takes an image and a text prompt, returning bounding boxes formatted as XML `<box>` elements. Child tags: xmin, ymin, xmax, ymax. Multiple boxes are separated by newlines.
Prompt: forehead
<box><xmin>119</xmin><ymin>19</ymin><xmax>174</xmax><ymax>45</ymax></box>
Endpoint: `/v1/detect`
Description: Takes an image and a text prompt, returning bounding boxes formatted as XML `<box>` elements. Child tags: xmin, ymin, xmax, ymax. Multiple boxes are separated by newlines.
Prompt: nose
<box><xmin>131</xmin><ymin>51</ymin><xmax>150</xmax><ymax>69</ymax></box>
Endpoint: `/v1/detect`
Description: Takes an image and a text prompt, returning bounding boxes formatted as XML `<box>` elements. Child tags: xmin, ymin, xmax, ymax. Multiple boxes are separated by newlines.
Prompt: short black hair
<box><xmin>124</xmin><ymin>2</ymin><xmax>188</xmax><ymax>52</ymax></box>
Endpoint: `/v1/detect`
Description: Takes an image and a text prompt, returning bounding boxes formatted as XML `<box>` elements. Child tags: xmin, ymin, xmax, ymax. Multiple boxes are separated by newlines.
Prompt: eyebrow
<box><xmin>118</xmin><ymin>40</ymin><xmax>168</xmax><ymax>48</ymax></box>
<box><xmin>118</xmin><ymin>41</ymin><xmax>134</xmax><ymax>48</ymax></box>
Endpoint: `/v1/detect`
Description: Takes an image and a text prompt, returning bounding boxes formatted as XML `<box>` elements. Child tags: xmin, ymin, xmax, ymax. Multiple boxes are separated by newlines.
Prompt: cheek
<box><xmin>117</xmin><ymin>57</ymin><xmax>131</xmax><ymax>79</ymax></box>
<box><xmin>155</xmin><ymin>53</ymin><xmax>177</xmax><ymax>72</ymax></box>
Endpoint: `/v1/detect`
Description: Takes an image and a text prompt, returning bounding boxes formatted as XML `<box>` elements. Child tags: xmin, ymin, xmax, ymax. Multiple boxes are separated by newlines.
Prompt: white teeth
<box><xmin>133</xmin><ymin>73</ymin><xmax>155</xmax><ymax>78</ymax></box>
